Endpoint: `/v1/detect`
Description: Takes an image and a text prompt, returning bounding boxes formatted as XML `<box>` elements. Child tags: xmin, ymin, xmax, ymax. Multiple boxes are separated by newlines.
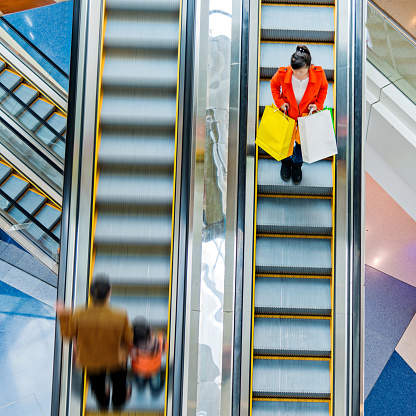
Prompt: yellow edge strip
<box><xmin>253</xmin><ymin>397</ymin><xmax>331</xmax><ymax>403</ymax></box>
<box><xmin>163</xmin><ymin>1</ymin><xmax>183</xmax><ymax>414</ymax></box>
<box><xmin>249</xmin><ymin>2</ymin><xmax>263</xmax><ymax>414</ymax></box>
<box><xmin>255</xmin><ymin>314</ymin><xmax>331</xmax><ymax>320</ymax></box>
<box><xmin>254</xmin><ymin>355</ymin><xmax>330</xmax><ymax>361</ymax></box>
<box><xmin>258</xmin><ymin>194</ymin><xmax>332</xmax><ymax>200</ymax></box>
<box><xmin>82</xmin><ymin>3</ymin><xmax>107</xmax><ymax>415</ymax></box>
<box><xmin>0</xmin><ymin>57</ymin><xmax>67</xmax><ymax>115</ymax></box>
<box><xmin>261</xmin><ymin>40</ymin><xmax>334</xmax><ymax>45</ymax></box>
<box><xmin>256</xmin><ymin>273</ymin><xmax>331</xmax><ymax>279</ymax></box>
<box><xmin>0</xmin><ymin>159</ymin><xmax>61</xmax><ymax>208</ymax></box>
<box><xmin>257</xmin><ymin>233</ymin><xmax>331</xmax><ymax>239</ymax></box>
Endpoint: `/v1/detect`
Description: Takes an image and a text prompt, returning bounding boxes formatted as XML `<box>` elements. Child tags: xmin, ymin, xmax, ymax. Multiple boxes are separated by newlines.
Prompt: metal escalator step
<box><xmin>94</xmin><ymin>214</ymin><xmax>172</xmax><ymax>247</ymax></box>
<box><xmin>96</xmin><ymin>174</ymin><xmax>173</xmax><ymax>206</ymax></box>
<box><xmin>8</xmin><ymin>190</ymin><xmax>46</xmax><ymax>223</ymax></box>
<box><xmin>2</xmin><ymin>84</ymin><xmax>38</xmax><ymax>117</ymax></box>
<box><xmin>105</xmin><ymin>14</ymin><xmax>179</xmax><ymax>51</ymax></box>
<box><xmin>254</xmin><ymin>317</ymin><xmax>331</xmax><ymax>356</ymax></box>
<box><xmin>256</xmin><ymin>237</ymin><xmax>332</xmax><ymax>275</ymax></box>
<box><xmin>94</xmin><ymin>254</ymin><xmax>170</xmax><ymax>286</ymax></box>
<box><xmin>260</xmin><ymin>43</ymin><xmax>334</xmax><ymax>81</ymax></box>
<box><xmin>52</xmin><ymin>222</ymin><xmax>61</xmax><ymax>238</ymax></box>
<box><xmin>35</xmin><ymin>113</ymin><xmax>66</xmax><ymax>146</ymax></box>
<box><xmin>265</xmin><ymin>0</ymin><xmax>334</xmax><ymax>3</ymax></box>
<box><xmin>0</xmin><ymin>175</ymin><xmax>29</xmax><ymax>211</ymax></box>
<box><xmin>252</xmin><ymin>358</ymin><xmax>330</xmax><ymax>398</ymax></box>
<box><xmin>110</xmin><ymin>294</ymin><xmax>169</xmax><ymax>329</ymax></box>
<box><xmin>258</xmin><ymin>159</ymin><xmax>332</xmax><ymax>196</ymax></box>
<box><xmin>252</xmin><ymin>401</ymin><xmax>329</xmax><ymax>416</ymax></box>
<box><xmin>51</xmin><ymin>139</ymin><xmax>65</xmax><ymax>159</ymax></box>
<box><xmin>0</xmin><ymin>163</ymin><xmax>12</xmax><ymax>183</ymax></box>
<box><xmin>99</xmin><ymin>133</ymin><xmax>175</xmax><ymax>166</ymax></box>
<box><xmin>259</xmin><ymin>80</ymin><xmax>334</xmax><ymax>114</ymax></box>
<box><xmin>19</xmin><ymin>99</ymin><xmax>55</xmax><ymax>131</ymax></box>
<box><xmin>257</xmin><ymin>197</ymin><xmax>332</xmax><ymax>235</ymax></box>
<box><xmin>255</xmin><ymin>277</ymin><xmax>331</xmax><ymax>315</ymax></box>
<box><xmin>0</xmin><ymin>70</ymin><xmax>22</xmax><ymax>101</ymax></box>
<box><xmin>0</xmin><ymin>61</ymin><xmax>5</xmax><ymax>72</ymax></box>
<box><xmin>103</xmin><ymin>53</ymin><xmax>178</xmax><ymax>90</ymax></box>
<box><xmin>26</xmin><ymin>204</ymin><xmax>61</xmax><ymax>242</ymax></box>
<box><xmin>106</xmin><ymin>0</ymin><xmax>180</xmax><ymax>12</ymax></box>
<box><xmin>100</xmin><ymin>93</ymin><xmax>177</xmax><ymax>128</ymax></box>
<box><xmin>261</xmin><ymin>6</ymin><xmax>335</xmax><ymax>42</ymax></box>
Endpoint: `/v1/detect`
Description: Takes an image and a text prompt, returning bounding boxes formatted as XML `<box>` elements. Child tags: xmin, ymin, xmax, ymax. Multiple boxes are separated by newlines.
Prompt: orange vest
<box><xmin>131</xmin><ymin>334</ymin><xmax>165</xmax><ymax>378</ymax></box>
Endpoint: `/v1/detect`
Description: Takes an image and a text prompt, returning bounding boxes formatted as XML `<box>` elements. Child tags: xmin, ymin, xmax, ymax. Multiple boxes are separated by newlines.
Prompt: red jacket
<box><xmin>270</xmin><ymin>65</ymin><xmax>329</xmax><ymax>121</ymax></box>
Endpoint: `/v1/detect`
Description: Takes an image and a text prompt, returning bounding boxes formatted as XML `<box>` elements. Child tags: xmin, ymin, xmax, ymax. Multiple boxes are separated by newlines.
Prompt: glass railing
<box><xmin>0</xmin><ymin>17</ymin><xmax>69</xmax><ymax>95</ymax></box>
<box><xmin>367</xmin><ymin>1</ymin><xmax>416</xmax><ymax>104</ymax></box>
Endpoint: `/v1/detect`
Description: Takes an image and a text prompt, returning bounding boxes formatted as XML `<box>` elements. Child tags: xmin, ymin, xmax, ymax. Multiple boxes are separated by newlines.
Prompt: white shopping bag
<box><xmin>298</xmin><ymin>109</ymin><xmax>338</xmax><ymax>163</ymax></box>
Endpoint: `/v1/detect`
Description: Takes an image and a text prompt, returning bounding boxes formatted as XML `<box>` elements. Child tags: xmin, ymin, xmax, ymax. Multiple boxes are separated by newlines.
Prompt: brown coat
<box><xmin>59</xmin><ymin>303</ymin><xmax>133</xmax><ymax>373</ymax></box>
<box><xmin>270</xmin><ymin>65</ymin><xmax>329</xmax><ymax>121</ymax></box>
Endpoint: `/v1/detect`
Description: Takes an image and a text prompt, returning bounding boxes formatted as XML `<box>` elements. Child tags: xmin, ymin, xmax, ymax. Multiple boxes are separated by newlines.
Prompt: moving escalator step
<box><xmin>261</xmin><ymin>5</ymin><xmax>335</xmax><ymax>43</ymax></box>
<box><xmin>51</xmin><ymin>138</ymin><xmax>65</xmax><ymax>159</ymax></box>
<box><xmin>8</xmin><ymin>189</ymin><xmax>46</xmax><ymax>223</ymax></box>
<box><xmin>0</xmin><ymin>162</ymin><xmax>12</xmax><ymax>183</ymax></box>
<box><xmin>19</xmin><ymin>98</ymin><xmax>55</xmax><ymax>131</ymax></box>
<box><xmin>0</xmin><ymin>60</ymin><xmax>5</xmax><ymax>72</ymax></box>
<box><xmin>257</xmin><ymin>197</ymin><xmax>332</xmax><ymax>235</ymax></box>
<box><xmin>254</xmin><ymin>317</ymin><xmax>331</xmax><ymax>357</ymax></box>
<box><xmin>252</xmin><ymin>401</ymin><xmax>329</xmax><ymax>416</ymax></box>
<box><xmin>35</xmin><ymin>112</ymin><xmax>66</xmax><ymax>146</ymax></box>
<box><xmin>0</xmin><ymin>70</ymin><xmax>22</xmax><ymax>101</ymax></box>
<box><xmin>2</xmin><ymin>84</ymin><xmax>38</xmax><ymax>117</ymax></box>
<box><xmin>27</xmin><ymin>204</ymin><xmax>61</xmax><ymax>241</ymax></box>
<box><xmin>252</xmin><ymin>358</ymin><xmax>330</xmax><ymax>399</ymax></box>
<box><xmin>256</xmin><ymin>237</ymin><xmax>332</xmax><ymax>275</ymax></box>
<box><xmin>255</xmin><ymin>277</ymin><xmax>331</xmax><ymax>316</ymax></box>
<box><xmin>0</xmin><ymin>175</ymin><xmax>29</xmax><ymax>210</ymax></box>
<box><xmin>94</xmin><ymin>254</ymin><xmax>170</xmax><ymax>287</ymax></box>
<box><xmin>52</xmin><ymin>222</ymin><xmax>61</xmax><ymax>238</ymax></box>
<box><xmin>258</xmin><ymin>159</ymin><xmax>332</xmax><ymax>196</ymax></box>
<box><xmin>260</xmin><ymin>42</ymin><xmax>335</xmax><ymax>81</ymax></box>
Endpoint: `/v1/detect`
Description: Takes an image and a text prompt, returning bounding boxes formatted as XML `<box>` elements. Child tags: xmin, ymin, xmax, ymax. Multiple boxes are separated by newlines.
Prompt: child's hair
<box><xmin>291</xmin><ymin>45</ymin><xmax>312</xmax><ymax>69</ymax></box>
<box><xmin>90</xmin><ymin>275</ymin><xmax>111</xmax><ymax>303</ymax></box>
<box><xmin>133</xmin><ymin>318</ymin><xmax>151</xmax><ymax>345</ymax></box>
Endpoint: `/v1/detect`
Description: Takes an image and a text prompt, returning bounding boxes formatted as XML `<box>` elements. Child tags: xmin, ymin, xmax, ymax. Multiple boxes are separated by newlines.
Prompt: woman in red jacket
<box><xmin>270</xmin><ymin>45</ymin><xmax>328</xmax><ymax>184</ymax></box>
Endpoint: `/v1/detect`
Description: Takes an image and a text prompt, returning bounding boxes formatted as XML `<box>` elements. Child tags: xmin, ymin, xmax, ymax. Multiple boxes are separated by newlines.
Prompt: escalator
<box><xmin>250</xmin><ymin>1</ymin><xmax>336</xmax><ymax>414</ymax></box>
<box><xmin>84</xmin><ymin>0</ymin><xmax>181</xmax><ymax>413</ymax></box>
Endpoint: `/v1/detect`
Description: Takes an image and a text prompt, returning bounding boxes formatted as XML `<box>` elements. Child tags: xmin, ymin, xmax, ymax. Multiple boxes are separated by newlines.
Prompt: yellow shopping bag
<box><xmin>256</xmin><ymin>104</ymin><xmax>296</xmax><ymax>161</ymax></box>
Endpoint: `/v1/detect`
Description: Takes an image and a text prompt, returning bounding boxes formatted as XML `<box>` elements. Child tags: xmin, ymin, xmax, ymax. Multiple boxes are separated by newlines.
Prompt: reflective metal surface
<box><xmin>183</xmin><ymin>0</ymin><xmax>242</xmax><ymax>414</ymax></box>
<box><xmin>51</xmin><ymin>0</ymin><xmax>103</xmax><ymax>414</ymax></box>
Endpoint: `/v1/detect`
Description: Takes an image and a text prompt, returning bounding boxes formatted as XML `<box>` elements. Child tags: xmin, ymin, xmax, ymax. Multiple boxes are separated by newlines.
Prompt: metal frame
<box><xmin>51</xmin><ymin>0</ymin><xmax>103</xmax><ymax>414</ymax></box>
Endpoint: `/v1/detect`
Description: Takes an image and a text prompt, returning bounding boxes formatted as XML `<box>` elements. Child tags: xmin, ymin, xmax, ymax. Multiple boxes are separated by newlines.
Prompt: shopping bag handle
<box><xmin>274</xmin><ymin>107</ymin><xmax>287</xmax><ymax>119</ymax></box>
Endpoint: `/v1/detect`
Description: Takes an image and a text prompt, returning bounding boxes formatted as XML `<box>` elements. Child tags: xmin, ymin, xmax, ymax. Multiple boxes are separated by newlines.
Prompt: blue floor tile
<box><xmin>364</xmin><ymin>265</ymin><xmax>416</xmax><ymax>399</ymax></box>
<box><xmin>0</xmin><ymin>280</ymin><xmax>55</xmax><ymax>415</ymax></box>
<box><xmin>365</xmin><ymin>351</ymin><xmax>416</xmax><ymax>416</ymax></box>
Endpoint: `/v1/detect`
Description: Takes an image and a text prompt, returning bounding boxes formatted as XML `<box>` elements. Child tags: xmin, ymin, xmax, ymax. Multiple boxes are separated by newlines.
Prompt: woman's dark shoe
<box><xmin>292</xmin><ymin>163</ymin><xmax>302</xmax><ymax>184</ymax></box>
<box><xmin>280</xmin><ymin>161</ymin><xmax>292</xmax><ymax>181</ymax></box>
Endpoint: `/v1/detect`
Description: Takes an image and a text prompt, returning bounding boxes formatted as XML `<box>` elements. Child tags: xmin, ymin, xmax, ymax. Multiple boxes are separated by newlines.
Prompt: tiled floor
<box><xmin>0</xmin><ymin>261</ymin><xmax>56</xmax><ymax>416</ymax></box>
<box><xmin>364</xmin><ymin>173</ymin><xmax>416</xmax><ymax>415</ymax></box>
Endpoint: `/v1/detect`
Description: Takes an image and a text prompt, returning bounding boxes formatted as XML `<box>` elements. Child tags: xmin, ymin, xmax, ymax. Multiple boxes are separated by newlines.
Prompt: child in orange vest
<box><xmin>130</xmin><ymin>318</ymin><xmax>166</xmax><ymax>391</ymax></box>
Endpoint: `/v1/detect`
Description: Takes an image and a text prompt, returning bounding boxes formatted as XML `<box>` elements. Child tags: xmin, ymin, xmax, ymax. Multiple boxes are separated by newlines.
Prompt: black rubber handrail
<box><xmin>0</xmin><ymin>117</ymin><xmax>64</xmax><ymax>176</ymax></box>
<box><xmin>0</xmin><ymin>81</ymin><xmax>66</xmax><ymax>143</ymax></box>
<box><xmin>0</xmin><ymin>187</ymin><xmax>59</xmax><ymax>243</ymax></box>
<box><xmin>0</xmin><ymin>16</ymin><xmax>69</xmax><ymax>80</ymax></box>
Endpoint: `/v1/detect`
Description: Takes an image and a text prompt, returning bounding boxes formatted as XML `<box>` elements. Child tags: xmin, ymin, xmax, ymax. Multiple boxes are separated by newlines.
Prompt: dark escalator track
<box><xmin>250</xmin><ymin>1</ymin><xmax>335</xmax><ymax>415</ymax></box>
<box><xmin>85</xmin><ymin>0</ymin><xmax>181</xmax><ymax>414</ymax></box>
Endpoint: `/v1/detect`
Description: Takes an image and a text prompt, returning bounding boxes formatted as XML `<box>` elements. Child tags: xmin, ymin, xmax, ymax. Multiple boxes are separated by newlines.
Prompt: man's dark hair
<box><xmin>90</xmin><ymin>275</ymin><xmax>111</xmax><ymax>303</ymax></box>
<box><xmin>132</xmin><ymin>318</ymin><xmax>151</xmax><ymax>346</ymax></box>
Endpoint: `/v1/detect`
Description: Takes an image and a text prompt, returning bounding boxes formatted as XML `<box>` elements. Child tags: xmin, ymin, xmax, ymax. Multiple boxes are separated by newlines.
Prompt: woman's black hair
<box><xmin>290</xmin><ymin>45</ymin><xmax>312</xmax><ymax>70</ymax></box>
<box><xmin>90</xmin><ymin>275</ymin><xmax>111</xmax><ymax>302</ymax></box>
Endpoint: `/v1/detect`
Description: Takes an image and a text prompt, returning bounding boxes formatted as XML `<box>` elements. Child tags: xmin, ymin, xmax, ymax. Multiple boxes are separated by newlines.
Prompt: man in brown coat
<box><xmin>56</xmin><ymin>276</ymin><xmax>133</xmax><ymax>409</ymax></box>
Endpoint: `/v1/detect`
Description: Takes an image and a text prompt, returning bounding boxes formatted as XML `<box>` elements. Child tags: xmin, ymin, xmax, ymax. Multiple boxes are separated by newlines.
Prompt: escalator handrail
<box><xmin>368</xmin><ymin>0</ymin><xmax>416</xmax><ymax>47</ymax></box>
<box><xmin>0</xmin><ymin>81</ymin><xmax>66</xmax><ymax>143</ymax></box>
<box><xmin>0</xmin><ymin>17</ymin><xmax>69</xmax><ymax>80</ymax></box>
<box><xmin>0</xmin><ymin>187</ymin><xmax>59</xmax><ymax>243</ymax></box>
<box><xmin>0</xmin><ymin>116</ymin><xmax>64</xmax><ymax>176</ymax></box>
